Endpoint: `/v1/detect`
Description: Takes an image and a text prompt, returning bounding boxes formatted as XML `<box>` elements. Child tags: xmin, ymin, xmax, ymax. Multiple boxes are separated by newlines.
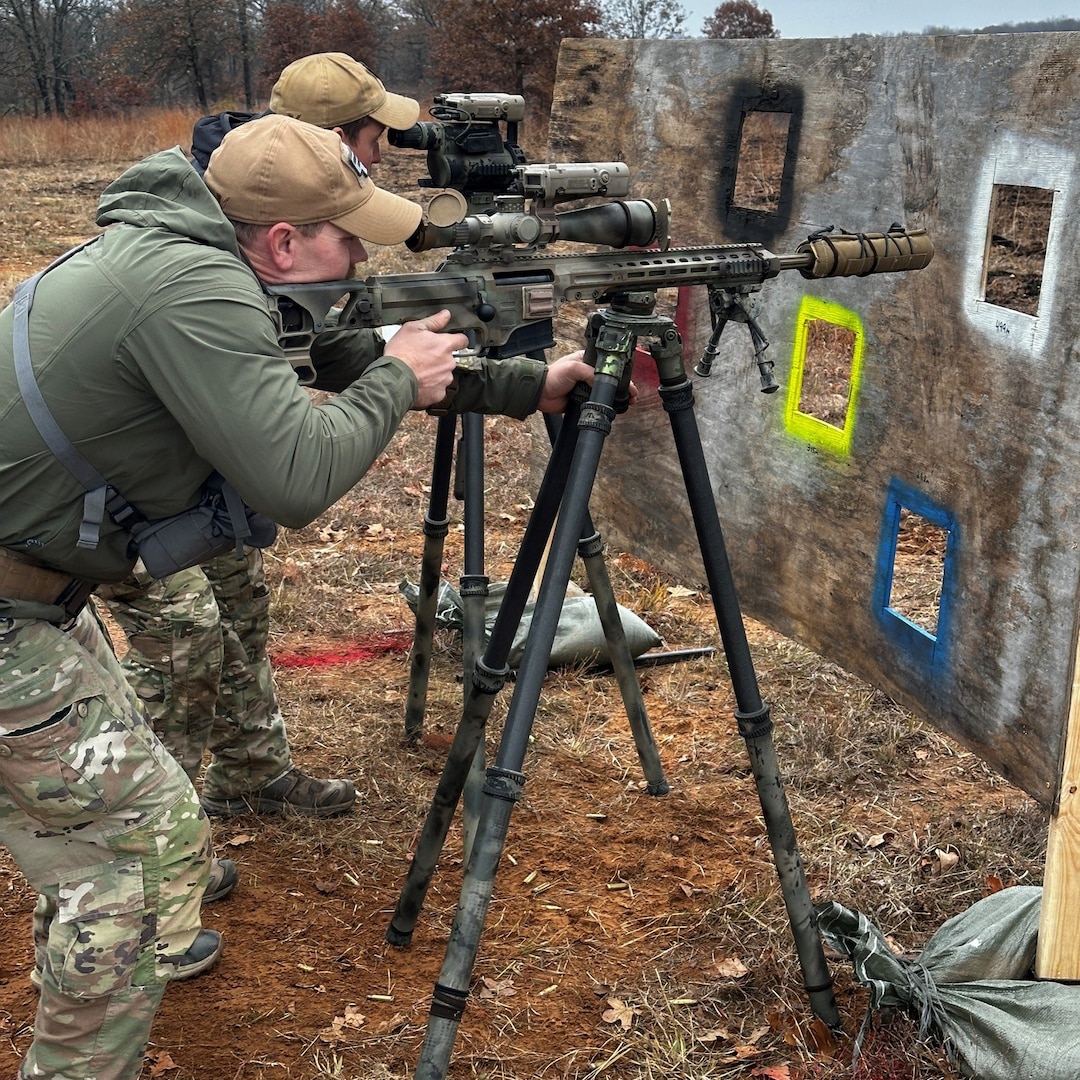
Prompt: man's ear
<box><xmin>264</xmin><ymin>222</ymin><xmax>299</xmax><ymax>272</ymax></box>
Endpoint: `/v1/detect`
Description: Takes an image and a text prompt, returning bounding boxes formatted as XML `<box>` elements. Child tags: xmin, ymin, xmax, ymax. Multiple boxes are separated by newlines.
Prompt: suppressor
<box><xmin>797</xmin><ymin>227</ymin><xmax>934</xmax><ymax>278</ymax></box>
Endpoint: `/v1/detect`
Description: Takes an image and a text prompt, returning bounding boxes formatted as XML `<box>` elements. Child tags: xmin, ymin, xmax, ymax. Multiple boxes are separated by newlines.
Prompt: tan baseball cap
<box><xmin>269</xmin><ymin>53</ymin><xmax>420</xmax><ymax>131</ymax></box>
<box><xmin>204</xmin><ymin>114</ymin><xmax>422</xmax><ymax>245</ymax></box>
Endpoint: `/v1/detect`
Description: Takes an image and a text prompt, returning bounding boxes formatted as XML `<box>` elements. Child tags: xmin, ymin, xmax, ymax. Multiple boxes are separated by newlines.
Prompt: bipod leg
<box><xmin>652</xmin><ymin>336</ymin><xmax>839</xmax><ymax>1029</ymax></box>
<box><xmin>404</xmin><ymin>413</ymin><xmax>457</xmax><ymax>741</ymax></box>
<box><xmin>543</xmin><ymin>412</ymin><xmax>669</xmax><ymax>796</ymax></box>
<box><xmin>385</xmin><ymin>393</ymin><xmax>585</xmax><ymax>947</ymax></box>
<box><xmin>459</xmin><ymin>412</ymin><xmax>489</xmax><ymax>864</ymax></box>
<box><xmin>412</xmin><ymin>359</ymin><xmax>627</xmax><ymax>1080</ymax></box>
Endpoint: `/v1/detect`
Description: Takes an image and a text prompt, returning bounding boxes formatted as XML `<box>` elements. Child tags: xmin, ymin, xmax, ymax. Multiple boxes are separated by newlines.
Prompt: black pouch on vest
<box><xmin>127</xmin><ymin>473</ymin><xmax>278</xmax><ymax>579</ymax></box>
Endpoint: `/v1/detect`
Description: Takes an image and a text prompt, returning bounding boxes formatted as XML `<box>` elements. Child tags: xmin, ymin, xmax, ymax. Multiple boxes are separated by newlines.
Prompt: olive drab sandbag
<box><xmin>816</xmin><ymin>886</ymin><xmax>1080</xmax><ymax>1079</ymax></box>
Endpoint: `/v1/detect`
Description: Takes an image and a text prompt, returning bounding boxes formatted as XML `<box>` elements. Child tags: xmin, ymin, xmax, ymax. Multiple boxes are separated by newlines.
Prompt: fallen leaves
<box><xmin>145</xmin><ymin>1051</ymin><xmax>177</xmax><ymax>1076</ymax></box>
<box><xmin>712</xmin><ymin>956</ymin><xmax>751</xmax><ymax>980</ymax></box>
<box><xmin>921</xmin><ymin>846</ymin><xmax>961</xmax><ymax>876</ymax></box>
<box><xmin>318</xmin><ymin>1003</ymin><xmax>366</xmax><ymax>1044</ymax></box>
<box><xmin>601</xmin><ymin>997</ymin><xmax>642</xmax><ymax>1030</ymax></box>
<box><xmin>478</xmin><ymin>976</ymin><xmax>517</xmax><ymax>1000</ymax></box>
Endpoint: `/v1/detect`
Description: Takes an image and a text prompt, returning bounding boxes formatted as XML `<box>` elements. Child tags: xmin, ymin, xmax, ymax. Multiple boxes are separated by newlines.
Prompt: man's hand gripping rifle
<box><xmin>267</xmin><ymin>92</ymin><xmax>933</xmax><ymax>388</ymax></box>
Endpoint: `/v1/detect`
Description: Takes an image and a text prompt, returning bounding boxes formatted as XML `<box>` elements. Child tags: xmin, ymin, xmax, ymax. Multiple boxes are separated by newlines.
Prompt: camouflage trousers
<box><xmin>99</xmin><ymin>547</ymin><xmax>293</xmax><ymax>798</ymax></box>
<box><xmin>0</xmin><ymin>605</ymin><xmax>212</xmax><ymax>1080</ymax></box>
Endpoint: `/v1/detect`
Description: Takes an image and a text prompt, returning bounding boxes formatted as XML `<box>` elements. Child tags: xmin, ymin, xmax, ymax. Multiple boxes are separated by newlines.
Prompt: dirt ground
<box><xmin>0</xmin><ymin>150</ymin><xmax>1051</xmax><ymax>1080</ymax></box>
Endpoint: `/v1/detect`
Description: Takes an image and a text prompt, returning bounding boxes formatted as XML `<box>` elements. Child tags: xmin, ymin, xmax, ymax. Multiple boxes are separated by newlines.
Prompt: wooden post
<box><xmin>1037</xmin><ymin>633</ymin><xmax>1080</xmax><ymax>980</ymax></box>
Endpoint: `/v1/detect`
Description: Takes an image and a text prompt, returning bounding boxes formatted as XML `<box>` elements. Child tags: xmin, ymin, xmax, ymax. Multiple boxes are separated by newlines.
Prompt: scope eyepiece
<box><xmin>389</xmin><ymin>123</ymin><xmax>441</xmax><ymax>152</ymax></box>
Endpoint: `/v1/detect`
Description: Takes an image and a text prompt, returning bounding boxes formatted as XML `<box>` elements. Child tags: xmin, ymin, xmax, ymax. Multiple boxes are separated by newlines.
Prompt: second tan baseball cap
<box><xmin>269</xmin><ymin>53</ymin><xmax>420</xmax><ymax>131</ymax></box>
<box><xmin>204</xmin><ymin>114</ymin><xmax>422</xmax><ymax>245</ymax></box>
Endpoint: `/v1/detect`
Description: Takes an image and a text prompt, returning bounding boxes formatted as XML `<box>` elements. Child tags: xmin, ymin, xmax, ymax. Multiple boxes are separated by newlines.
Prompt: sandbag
<box><xmin>816</xmin><ymin>886</ymin><xmax>1080</xmax><ymax>1079</ymax></box>
<box><xmin>399</xmin><ymin>579</ymin><xmax>662</xmax><ymax>668</ymax></box>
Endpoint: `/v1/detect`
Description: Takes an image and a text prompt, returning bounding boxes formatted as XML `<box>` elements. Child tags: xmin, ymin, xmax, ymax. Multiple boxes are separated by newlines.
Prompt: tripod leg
<box><xmin>413</xmin><ymin>374</ymin><xmax>622</xmax><ymax>1080</ymax></box>
<box><xmin>404</xmin><ymin>413</ymin><xmax>458</xmax><ymax>741</ymax></box>
<box><xmin>385</xmin><ymin>396</ymin><xmax>585</xmax><ymax>946</ymax></box>
<box><xmin>658</xmin><ymin>372</ymin><xmax>839</xmax><ymax>1029</ymax></box>
<box><xmin>576</xmin><ymin>527</ymin><xmax>669</xmax><ymax>794</ymax></box>
<box><xmin>543</xmin><ymin>415</ymin><xmax>669</xmax><ymax>795</ymax></box>
<box><xmin>459</xmin><ymin>412</ymin><xmax>489</xmax><ymax>864</ymax></box>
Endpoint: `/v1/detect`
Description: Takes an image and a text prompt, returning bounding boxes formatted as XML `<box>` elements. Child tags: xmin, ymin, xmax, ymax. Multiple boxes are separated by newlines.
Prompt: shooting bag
<box><xmin>399</xmin><ymin>579</ymin><xmax>662</xmax><ymax>668</ymax></box>
<box><xmin>11</xmin><ymin>241</ymin><xmax>277</xmax><ymax>580</ymax></box>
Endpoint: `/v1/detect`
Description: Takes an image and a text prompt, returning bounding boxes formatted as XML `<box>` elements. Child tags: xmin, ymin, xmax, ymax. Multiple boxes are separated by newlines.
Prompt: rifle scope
<box><xmin>407</xmin><ymin>198</ymin><xmax>667</xmax><ymax>254</ymax></box>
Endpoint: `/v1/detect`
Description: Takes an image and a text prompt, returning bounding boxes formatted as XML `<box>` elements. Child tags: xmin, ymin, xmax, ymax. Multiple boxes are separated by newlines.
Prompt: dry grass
<box><xmin>0</xmin><ymin>108</ymin><xmax>203</xmax><ymax>166</ymax></box>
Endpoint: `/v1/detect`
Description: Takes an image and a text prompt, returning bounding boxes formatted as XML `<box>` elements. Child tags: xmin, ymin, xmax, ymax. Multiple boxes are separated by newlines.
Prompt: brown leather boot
<box><xmin>200</xmin><ymin>768</ymin><xmax>356</xmax><ymax>818</ymax></box>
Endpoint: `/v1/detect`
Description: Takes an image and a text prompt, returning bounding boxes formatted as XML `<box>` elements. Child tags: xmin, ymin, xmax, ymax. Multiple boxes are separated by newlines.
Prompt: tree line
<box><xmin>3</xmin><ymin>0</ymin><xmax>1072</xmax><ymax>122</ymax></box>
<box><xmin>0</xmin><ymin>0</ymin><xmax>778</xmax><ymax>117</ymax></box>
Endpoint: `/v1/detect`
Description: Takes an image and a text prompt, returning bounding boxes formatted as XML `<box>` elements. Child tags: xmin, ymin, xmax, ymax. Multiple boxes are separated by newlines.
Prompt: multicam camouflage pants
<box><xmin>0</xmin><ymin>605</ymin><xmax>212</xmax><ymax>1080</ymax></box>
<box><xmin>99</xmin><ymin>547</ymin><xmax>293</xmax><ymax>798</ymax></box>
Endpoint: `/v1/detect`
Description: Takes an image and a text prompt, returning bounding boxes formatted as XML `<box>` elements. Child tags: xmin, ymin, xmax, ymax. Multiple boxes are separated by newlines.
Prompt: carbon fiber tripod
<box><xmin>389</xmin><ymin>291</ymin><xmax>839</xmax><ymax>1080</ymax></box>
<box><xmin>400</xmin><ymin>356</ymin><xmax>675</xmax><ymax>852</ymax></box>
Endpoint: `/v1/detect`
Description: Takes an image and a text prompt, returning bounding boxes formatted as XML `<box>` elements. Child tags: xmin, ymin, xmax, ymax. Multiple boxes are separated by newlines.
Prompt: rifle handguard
<box><xmin>797</xmin><ymin>227</ymin><xmax>934</xmax><ymax>278</ymax></box>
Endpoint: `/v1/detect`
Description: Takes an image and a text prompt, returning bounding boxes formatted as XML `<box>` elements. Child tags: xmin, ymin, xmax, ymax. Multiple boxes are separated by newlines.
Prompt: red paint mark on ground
<box><xmin>271</xmin><ymin>631</ymin><xmax>412</xmax><ymax>668</ymax></box>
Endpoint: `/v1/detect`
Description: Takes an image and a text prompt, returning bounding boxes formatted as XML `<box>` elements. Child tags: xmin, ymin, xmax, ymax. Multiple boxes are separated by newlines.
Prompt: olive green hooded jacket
<box><xmin>0</xmin><ymin>147</ymin><xmax>546</xmax><ymax>596</ymax></box>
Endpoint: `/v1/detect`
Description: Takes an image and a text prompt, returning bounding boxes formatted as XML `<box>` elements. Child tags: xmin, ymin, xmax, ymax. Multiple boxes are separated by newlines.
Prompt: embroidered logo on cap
<box><xmin>341</xmin><ymin>143</ymin><xmax>370</xmax><ymax>184</ymax></box>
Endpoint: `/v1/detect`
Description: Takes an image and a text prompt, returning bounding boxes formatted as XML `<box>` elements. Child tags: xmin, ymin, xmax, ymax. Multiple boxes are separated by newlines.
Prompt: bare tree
<box><xmin>598</xmin><ymin>0</ymin><xmax>686</xmax><ymax>38</ymax></box>
<box><xmin>702</xmin><ymin>0</ymin><xmax>777</xmax><ymax>39</ymax></box>
<box><xmin>0</xmin><ymin>0</ymin><xmax>95</xmax><ymax>113</ymax></box>
<box><xmin>107</xmin><ymin>0</ymin><xmax>239</xmax><ymax>108</ymax></box>
<box><xmin>427</xmin><ymin>0</ymin><xmax>601</xmax><ymax>115</ymax></box>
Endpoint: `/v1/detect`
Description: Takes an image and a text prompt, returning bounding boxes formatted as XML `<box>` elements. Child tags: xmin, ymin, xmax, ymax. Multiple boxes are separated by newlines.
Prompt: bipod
<box><xmin>403</xmin><ymin>293</ymin><xmax>839</xmax><ymax>1080</ymax></box>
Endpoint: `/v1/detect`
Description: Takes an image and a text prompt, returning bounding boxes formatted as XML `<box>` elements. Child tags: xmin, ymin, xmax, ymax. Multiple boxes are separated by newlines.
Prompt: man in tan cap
<box><xmin>190</xmin><ymin>52</ymin><xmax>418</xmax><ymax>176</ymax></box>
<box><xmin>0</xmin><ymin>112</ymin><xmax>592</xmax><ymax>1080</ymax></box>
<box><xmin>105</xmin><ymin>57</ymin><xmax>426</xmax><ymax>829</ymax></box>
<box><xmin>270</xmin><ymin>51</ymin><xmax>418</xmax><ymax>168</ymax></box>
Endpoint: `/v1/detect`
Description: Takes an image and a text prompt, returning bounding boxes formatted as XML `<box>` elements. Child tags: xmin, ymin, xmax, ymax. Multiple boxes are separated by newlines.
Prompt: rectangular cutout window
<box><xmin>983</xmin><ymin>183</ymin><xmax>1053</xmax><ymax>317</ymax></box>
<box><xmin>797</xmin><ymin>320</ymin><xmax>856</xmax><ymax>430</ymax></box>
<box><xmin>732</xmin><ymin>110</ymin><xmax>791</xmax><ymax>214</ymax></box>
<box><xmin>888</xmin><ymin>508</ymin><xmax>948</xmax><ymax>639</ymax></box>
<box><xmin>874</xmin><ymin>481</ymin><xmax>956</xmax><ymax>671</ymax></box>
<box><xmin>783</xmin><ymin>297</ymin><xmax>864</xmax><ymax>458</ymax></box>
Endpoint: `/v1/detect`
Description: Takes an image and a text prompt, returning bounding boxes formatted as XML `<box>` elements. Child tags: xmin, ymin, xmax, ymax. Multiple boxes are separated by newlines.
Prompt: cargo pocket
<box><xmin>51</xmin><ymin>857</ymin><xmax>148</xmax><ymax>997</ymax></box>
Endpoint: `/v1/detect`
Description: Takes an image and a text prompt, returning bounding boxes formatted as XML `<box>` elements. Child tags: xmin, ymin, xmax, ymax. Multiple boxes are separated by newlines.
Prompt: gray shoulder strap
<box><xmin>11</xmin><ymin>238</ymin><xmax>138</xmax><ymax>550</ymax></box>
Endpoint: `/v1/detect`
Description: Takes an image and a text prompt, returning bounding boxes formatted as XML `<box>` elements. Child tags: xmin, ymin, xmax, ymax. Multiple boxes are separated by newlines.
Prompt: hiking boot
<box><xmin>163</xmin><ymin>928</ymin><xmax>223</xmax><ymax>981</ymax></box>
<box><xmin>204</xmin><ymin>857</ymin><xmax>238</xmax><ymax>903</ymax></box>
<box><xmin>31</xmin><ymin>929</ymin><xmax>223</xmax><ymax>991</ymax></box>
<box><xmin>200</xmin><ymin>768</ymin><xmax>356</xmax><ymax>819</ymax></box>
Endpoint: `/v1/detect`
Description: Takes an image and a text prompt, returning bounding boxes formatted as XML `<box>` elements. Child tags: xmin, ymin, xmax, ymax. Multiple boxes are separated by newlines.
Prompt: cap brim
<box><xmin>369</xmin><ymin>90</ymin><xmax>421</xmax><ymax>131</ymax></box>
<box><xmin>333</xmin><ymin>185</ymin><xmax>422</xmax><ymax>245</ymax></box>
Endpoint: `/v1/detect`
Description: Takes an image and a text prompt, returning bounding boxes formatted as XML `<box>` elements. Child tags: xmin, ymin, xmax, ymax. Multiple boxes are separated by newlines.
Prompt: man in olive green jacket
<box><xmin>0</xmin><ymin>114</ymin><xmax>592</xmax><ymax>1080</ymax></box>
<box><xmin>101</xmin><ymin>55</ymin><xmax>428</xmax><ymax>828</ymax></box>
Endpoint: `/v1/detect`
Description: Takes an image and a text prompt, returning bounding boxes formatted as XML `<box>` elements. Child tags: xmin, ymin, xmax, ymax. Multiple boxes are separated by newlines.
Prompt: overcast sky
<box><xmin>680</xmin><ymin>1</ymin><xmax>1078</xmax><ymax>38</ymax></box>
